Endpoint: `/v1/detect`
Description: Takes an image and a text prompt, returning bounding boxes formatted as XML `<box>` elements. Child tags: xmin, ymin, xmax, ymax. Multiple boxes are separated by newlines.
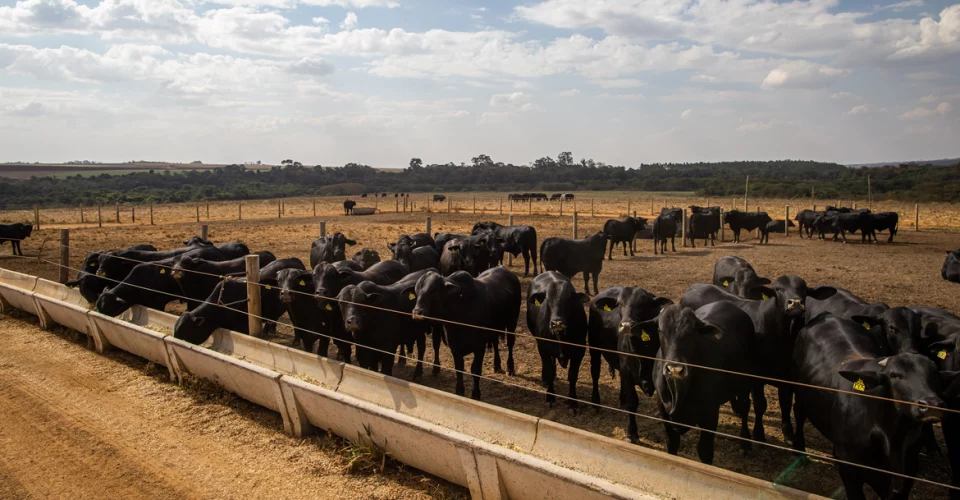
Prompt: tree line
<box><xmin>1</xmin><ymin>154</ymin><xmax>958</xmax><ymax>209</ymax></box>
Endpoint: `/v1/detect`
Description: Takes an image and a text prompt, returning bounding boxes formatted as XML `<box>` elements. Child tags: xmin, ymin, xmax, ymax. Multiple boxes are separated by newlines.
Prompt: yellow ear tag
<box><xmin>265</xmin><ymin>285</ymin><xmax>271</xmax><ymax>290</ymax></box>
<box><xmin>534</xmin><ymin>299</ymin><xmax>541</xmax><ymax>306</ymax></box>
<box><xmin>722</xmin><ymin>280</ymin><xmax>729</xmax><ymax>287</ymax></box>
<box><xmin>450</xmin><ymin>248</ymin><xmax>458</xmax><ymax>253</ymax></box>
<box><xmin>96</xmin><ymin>271</ymin><xmax>105</xmax><ymax>277</ymax></box>
<box><xmin>761</xmin><ymin>293</ymin><xmax>770</xmax><ymax>300</ymax></box>
<box><xmin>325</xmin><ymin>304</ymin><xmax>333</xmax><ymax>311</ymax></box>
<box><xmin>160</xmin><ymin>268</ymin><xmax>165</xmax><ymax>274</ymax></box>
<box><xmin>862</xmin><ymin>321</ymin><xmax>871</xmax><ymax>330</ymax></box>
<box><xmin>603</xmin><ymin>304</ymin><xmax>612</xmax><ymax>312</ymax></box>
<box><xmin>640</xmin><ymin>330</ymin><xmax>651</xmax><ymax>342</ymax></box>
<box><xmin>298</xmin><ymin>280</ymin><xmax>305</xmax><ymax>286</ymax></box>
<box><xmin>408</xmin><ymin>292</ymin><xmax>416</xmax><ymax>300</ymax></box>
<box><xmin>852</xmin><ymin>378</ymin><xmax>866</xmax><ymax>392</ymax></box>
<box><xmin>939</xmin><ymin>350</ymin><xmax>948</xmax><ymax>360</ymax></box>
<box><xmin>89</xmin><ymin>263</ymin><xmax>96</xmax><ymax>267</ymax></box>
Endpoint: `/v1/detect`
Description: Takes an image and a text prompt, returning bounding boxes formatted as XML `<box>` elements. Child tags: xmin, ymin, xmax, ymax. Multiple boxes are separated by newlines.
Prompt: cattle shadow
<box><xmin>674</xmin><ymin>250</ymin><xmax>712</xmax><ymax>257</ymax></box>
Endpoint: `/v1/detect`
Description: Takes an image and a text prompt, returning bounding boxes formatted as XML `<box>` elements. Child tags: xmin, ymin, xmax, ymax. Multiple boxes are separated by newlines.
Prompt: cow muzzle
<box><xmin>172</xmin><ymin>270</ymin><xmax>184</xmax><ymax>281</ymax></box>
<box><xmin>411</xmin><ymin>308</ymin><xmax>426</xmax><ymax>320</ymax></box>
<box><xmin>785</xmin><ymin>299</ymin><xmax>804</xmax><ymax>314</ymax></box>
<box><xmin>619</xmin><ymin>321</ymin><xmax>633</xmax><ymax>334</ymax></box>
<box><xmin>664</xmin><ymin>364</ymin><xmax>686</xmax><ymax>379</ymax></box>
<box><xmin>915</xmin><ymin>397</ymin><xmax>945</xmax><ymax>423</ymax></box>
<box><xmin>550</xmin><ymin>320</ymin><xmax>565</xmax><ymax>334</ymax></box>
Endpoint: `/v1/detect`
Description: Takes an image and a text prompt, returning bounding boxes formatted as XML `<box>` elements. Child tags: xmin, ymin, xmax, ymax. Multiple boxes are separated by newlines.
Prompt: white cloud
<box><xmin>919</xmin><ymin>94</ymin><xmax>937</xmax><ymax>103</ymax></box>
<box><xmin>597</xmin><ymin>93</ymin><xmax>645</xmax><ymax>101</ymax></box>
<box><xmin>340</xmin><ymin>11</ymin><xmax>358</xmax><ymax>31</ymax></box>
<box><xmin>680</xmin><ymin>108</ymin><xmax>693</xmax><ymax>120</ymax></box>
<box><xmin>591</xmin><ymin>78</ymin><xmax>645</xmax><ymax>89</ymax></box>
<box><xmin>831</xmin><ymin>92</ymin><xmax>861</xmax><ymax>100</ymax></box>
<box><xmin>878</xmin><ymin>0</ymin><xmax>924</xmax><ymax>12</ymax></box>
<box><xmin>312</xmin><ymin>16</ymin><xmax>329</xmax><ymax>24</ymax></box>
<box><xmin>762</xmin><ymin>61</ymin><xmax>848</xmax><ymax>89</ymax></box>
<box><xmin>845</xmin><ymin>105</ymin><xmax>871</xmax><ymax>116</ymax></box>
<box><xmin>736</xmin><ymin>120</ymin><xmax>792</xmax><ymax>133</ymax></box>
<box><xmin>5</xmin><ymin>101</ymin><xmax>47</xmax><ymax>117</ymax></box>
<box><xmin>302</xmin><ymin>0</ymin><xmax>397</xmax><ymax>6</ymax></box>
<box><xmin>898</xmin><ymin>103</ymin><xmax>949</xmax><ymax>120</ymax></box>
<box><xmin>489</xmin><ymin>91</ymin><xmax>538</xmax><ymax>111</ymax></box>
<box><xmin>937</xmin><ymin>101</ymin><xmax>952</xmax><ymax>114</ymax></box>
<box><xmin>556</xmin><ymin>88</ymin><xmax>580</xmax><ymax>97</ymax></box>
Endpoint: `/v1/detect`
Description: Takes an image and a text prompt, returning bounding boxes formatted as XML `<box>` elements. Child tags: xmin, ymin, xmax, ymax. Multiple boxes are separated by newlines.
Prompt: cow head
<box><xmin>839</xmin><ymin>353</ymin><xmax>950</xmax><ymax>423</ymax></box>
<box><xmin>184</xmin><ymin>236</ymin><xmax>213</xmax><ymax>246</ymax></box>
<box><xmin>412</xmin><ymin>271</ymin><xmax>450</xmax><ymax>320</ymax></box>
<box><xmin>173</xmin><ymin>311</ymin><xmax>211</xmax><ymax>345</ymax></box>
<box><xmin>771</xmin><ymin>276</ymin><xmax>836</xmax><ymax>318</ymax></box>
<box><xmin>654</xmin><ymin>305</ymin><xmax>722</xmax><ymax>415</ymax></box>
<box><xmin>852</xmin><ymin>307</ymin><xmax>925</xmax><ymax>356</ymax></box>
<box><xmin>338</xmin><ymin>284</ymin><xmax>378</xmax><ymax>335</ymax></box>
<box><xmin>593</xmin><ymin>287</ymin><xmax>672</xmax><ymax>396</ymax></box>
<box><xmin>717</xmin><ymin>267</ymin><xmax>771</xmax><ymax>300</ymax></box>
<box><xmin>277</xmin><ymin>269</ymin><xmax>313</xmax><ymax>305</ymax></box>
<box><xmin>95</xmin><ymin>290</ymin><xmax>129</xmax><ymax>317</ymax></box>
<box><xmin>528</xmin><ymin>274</ymin><xmax>588</xmax><ymax>361</ymax></box>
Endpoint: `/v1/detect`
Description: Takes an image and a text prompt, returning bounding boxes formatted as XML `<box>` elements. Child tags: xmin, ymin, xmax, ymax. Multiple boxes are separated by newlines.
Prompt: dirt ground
<box><xmin>2</xmin><ymin>198</ymin><xmax>960</xmax><ymax>498</ymax></box>
<box><xmin>0</xmin><ymin>312</ymin><xmax>466</xmax><ymax>499</ymax></box>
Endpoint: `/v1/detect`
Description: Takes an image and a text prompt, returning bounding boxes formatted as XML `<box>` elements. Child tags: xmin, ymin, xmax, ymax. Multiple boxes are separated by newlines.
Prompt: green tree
<box><xmin>557</xmin><ymin>151</ymin><xmax>574</xmax><ymax>166</ymax></box>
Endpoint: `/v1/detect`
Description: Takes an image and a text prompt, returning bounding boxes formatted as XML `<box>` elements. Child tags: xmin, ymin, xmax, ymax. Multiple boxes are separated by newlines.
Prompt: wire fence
<box><xmin>1</xmin><ymin>240</ymin><xmax>958</xmax><ymax>494</ymax></box>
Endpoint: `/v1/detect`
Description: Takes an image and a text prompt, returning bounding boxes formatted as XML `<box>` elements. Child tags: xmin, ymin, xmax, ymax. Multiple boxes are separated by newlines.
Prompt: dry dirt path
<box><xmin>0</xmin><ymin>313</ymin><xmax>465</xmax><ymax>500</ymax></box>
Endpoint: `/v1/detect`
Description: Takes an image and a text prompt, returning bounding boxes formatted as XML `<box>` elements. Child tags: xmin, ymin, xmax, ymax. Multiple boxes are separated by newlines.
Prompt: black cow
<box><xmin>173</xmin><ymin>251</ymin><xmax>277</xmax><ymax>305</ymax></box>
<box><xmin>688</xmin><ymin>206</ymin><xmax>720</xmax><ymax>248</ymax></box>
<box><xmin>381</xmin><ymin>193</ymin><xmax>387</xmax><ymax>198</ymax></box>
<box><xmin>439</xmin><ymin>239</ymin><xmax>466</xmax><ymax>277</ymax></box>
<box><xmin>526</xmin><ymin>272</ymin><xmax>589</xmax><ymax>408</ymax></box>
<box><xmin>471</xmin><ymin>222</ymin><xmax>538</xmax><ymax>276</ymax></box>
<box><xmin>412</xmin><ymin>267</ymin><xmax>521</xmax><ymax>399</ymax></box>
<box><xmin>650</xmin><ymin>303</ymin><xmax>756</xmax><ymax>464</ymax></box>
<box><xmin>309</xmin><ymin>232</ymin><xmax>357</xmax><ymax>268</ymax></box>
<box><xmin>869</xmin><ymin>212</ymin><xmax>899</xmax><ymax>243</ymax></box>
<box><xmin>0</xmin><ymin>223</ymin><xmax>33</xmax><ymax>256</ymax></box>
<box><xmin>816</xmin><ymin>210</ymin><xmax>874</xmax><ymax>244</ymax></box>
<box><xmin>602</xmin><ymin>217</ymin><xmax>646</xmax><ymax>259</ymax></box>
<box><xmin>315</xmin><ymin>260</ymin><xmax>407</xmax><ymax>362</ymax></box>
<box><xmin>723</xmin><ymin>210</ymin><xmax>773</xmax><ymax>244</ymax></box>
<box><xmin>540</xmin><ymin>232</ymin><xmax>606</xmax><ymax>295</ymax></box>
<box><xmin>550</xmin><ymin>193</ymin><xmax>562</xmax><ymax>201</ymax></box>
<box><xmin>67</xmin><ymin>244</ymin><xmax>158</xmax><ymax>301</ymax></box>
<box><xmin>361</xmin><ymin>193</ymin><xmax>367</xmax><ymax>198</ymax></box>
<box><xmin>652</xmin><ymin>211</ymin><xmax>678</xmax><ymax>254</ymax></box>
<box><xmin>824</xmin><ymin>205</ymin><xmax>853</xmax><ymax>213</ymax></box>
<box><xmin>278</xmin><ymin>260</ymin><xmax>361</xmax><ymax>354</ymax></box>
<box><xmin>794</xmin><ymin>209</ymin><xmax>822</xmax><ymax>239</ymax></box>
<box><xmin>388</xmin><ymin>239</ymin><xmax>439</xmax><ymax>273</ymax></box>
<box><xmin>680</xmin><ymin>276</ymin><xmax>837</xmax><ymax>443</ymax></box>
<box><xmin>433</xmin><ymin>194</ymin><xmax>446</xmax><ymax>202</ymax></box>
<box><xmin>397</xmin><ymin>232</ymin><xmax>436</xmax><ymax>250</ymax></box>
<box><xmin>351</xmin><ymin>248</ymin><xmax>381</xmax><ymax>270</ymax></box>
<box><xmin>764</xmin><ymin>219</ymin><xmax>795</xmax><ymax>235</ymax></box>
<box><xmin>438</xmin><ymin>234</ymin><xmax>496</xmax><ymax>277</ymax></box>
<box><xmin>91</xmin><ymin>244</ymin><xmax>216</xmax><ymax>303</ymax></box>
<box><xmin>712</xmin><ymin>256</ymin><xmax>771</xmax><ymax>300</ymax></box>
<box><xmin>792</xmin><ymin>313</ymin><xmax>952</xmax><ymax>500</ymax></box>
<box><xmin>588</xmin><ymin>286</ymin><xmax>673</xmax><ymax>442</ymax></box>
<box><xmin>562</xmin><ymin>193</ymin><xmax>575</xmax><ymax>201</ymax></box>
<box><xmin>433</xmin><ymin>232</ymin><xmax>467</xmax><ymax>254</ymax></box>
<box><xmin>944</xmin><ymin>250</ymin><xmax>960</xmax><ymax>284</ymax></box>
<box><xmin>338</xmin><ymin>269</ymin><xmax>435</xmax><ymax>380</ymax></box>
<box><xmin>343</xmin><ymin>200</ymin><xmax>356</xmax><ymax>215</ymax></box>
<box><xmin>95</xmin><ymin>246</ymin><xmax>229</xmax><ymax>316</ymax></box>
<box><xmin>183</xmin><ymin>236</ymin><xmax>213</xmax><ymax>246</ymax></box>
<box><xmin>173</xmin><ymin>259</ymin><xmax>305</xmax><ymax>345</ymax></box>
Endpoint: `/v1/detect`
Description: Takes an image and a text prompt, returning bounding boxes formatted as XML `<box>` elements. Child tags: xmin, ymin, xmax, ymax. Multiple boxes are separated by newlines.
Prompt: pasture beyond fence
<box><xmin>2</xmin><ymin>225</ymin><xmax>959</xmax><ymax>498</ymax></box>
<box><xmin>1</xmin><ymin>193</ymin><xmax>952</xmax><ymax>233</ymax></box>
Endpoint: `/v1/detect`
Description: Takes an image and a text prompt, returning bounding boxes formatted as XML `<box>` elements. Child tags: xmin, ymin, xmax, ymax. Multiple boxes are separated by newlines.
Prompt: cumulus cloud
<box><xmin>845</xmin><ymin>105</ymin><xmax>871</xmax><ymax>116</ymax></box>
<box><xmin>899</xmin><ymin>102</ymin><xmax>949</xmax><ymax>119</ymax></box>
<box><xmin>680</xmin><ymin>108</ymin><xmax>693</xmax><ymax>120</ymax></box>
<box><xmin>831</xmin><ymin>92</ymin><xmax>861</xmax><ymax>100</ymax></box>
<box><xmin>489</xmin><ymin>91</ymin><xmax>538</xmax><ymax>111</ymax></box>
<box><xmin>591</xmin><ymin>78</ymin><xmax>645</xmax><ymax>89</ymax></box>
<box><xmin>762</xmin><ymin>61</ymin><xmax>848</xmax><ymax>89</ymax></box>
<box><xmin>557</xmin><ymin>88</ymin><xmax>580</xmax><ymax>97</ymax></box>
<box><xmin>340</xmin><ymin>11</ymin><xmax>358</xmax><ymax>31</ymax></box>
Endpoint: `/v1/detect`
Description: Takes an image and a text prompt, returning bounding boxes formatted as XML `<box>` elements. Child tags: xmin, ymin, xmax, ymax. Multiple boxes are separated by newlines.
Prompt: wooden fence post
<box><xmin>115</xmin><ymin>202</ymin><xmax>120</xmax><ymax>224</ymax></box>
<box><xmin>34</xmin><ymin>204</ymin><xmax>40</xmax><ymax>230</ymax></box>
<box><xmin>239</xmin><ymin>201</ymin><xmax>242</xmax><ymax>220</ymax></box>
<box><xmin>206</xmin><ymin>203</ymin><xmax>210</xmax><ymax>219</ymax></box>
<box><xmin>315</xmin><ymin>199</ymin><xmax>318</xmax><ymax>217</ymax></box>
<box><xmin>319</xmin><ymin>221</ymin><xmax>326</xmax><ymax>237</ymax></box>
<box><xmin>149</xmin><ymin>203</ymin><xmax>154</xmax><ymax>225</ymax></box>
<box><xmin>59</xmin><ymin>229</ymin><xmax>69</xmax><ymax>284</ymax></box>
<box><xmin>627</xmin><ymin>199</ymin><xmax>631</xmax><ymax>217</ymax></box>
<box><xmin>785</xmin><ymin>206</ymin><xmax>790</xmax><ymax>236</ymax></box>
<box><xmin>196</xmin><ymin>204</ymin><xmax>200</xmax><ymax>223</ymax></box>
<box><xmin>744</xmin><ymin>175</ymin><xmax>750</xmax><ymax>211</ymax></box>
<box><xmin>131</xmin><ymin>206</ymin><xmax>135</xmax><ymax>224</ymax></box>
<box><xmin>246</xmin><ymin>254</ymin><xmax>263</xmax><ymax>338</ymax></box>
<box><xmin>756</xmin><ymin>206</ymin><xmax>761</xmax><ymax>239</ymax></box>
<box><xmin>80</xmin><ymin>203</ymin><xmax>85</xmax><ymax>224</ymax></box>
<box><xmin>395</xmin><ymin>198</ymin><xmax>399</xmax><ymax>213</ymax></box>
<box><xmin>560</xmin><ymin>199</ymin><xmax>563</xmax><ymax>217</ymax></box>
<box><xmin>592</xmin><ymin>199</ymin><xmax>595</xmax><ymax>217</ymax></box>
<box><xmin>499</xmin><ymin>198</ymin><xmax>503</xmax><ymax>215</ymax></box>
<box><xmin>528</xmin><ymin>198</ymin><xmax>532</xmax><ymax>215</ymax></box>
<box><xmin>98</xmin><ymin>204</ymin><xmax>102</xmax><ymax>228</ymax></box>
<box><xmin>278</xmin><ymin>199</ymin><xmax>282</xmax><ymax>218</ymax></box>
<box><xmin>915</xmin><ymin>204</ymin><xmax>919</xmax><ymax>231</ymax></box>
<box><xmin>508</xmin><ymin>215</ymin><xmax>514</xmax><ymax>266</ymax></box>
<box><xmin>425</xmin><ymin>217</ymin><xmax>431</xmax><ymax>236</ymax></box>
<box><xmin>447</xmin><ymin>198</ymin><xmax>451</xmax><ymax>213</ymax></box>
<box><xmin>201</xmin><ymin>225</ymin><xmax>208</xmax><ymax>241</ymax></box>
<box><xmin>682</xmin><ymin>209</ymin><xmax>688</xmax><ymax>247</ymax></box>
<box><xmin>473</xmin><ymin>197</ymin><xmax>477</xmax><ymax>215</ymax></box>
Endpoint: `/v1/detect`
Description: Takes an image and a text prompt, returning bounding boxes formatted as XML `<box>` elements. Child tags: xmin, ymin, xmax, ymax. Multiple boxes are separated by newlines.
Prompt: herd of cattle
<box><xmin>57</xmin><ymin>211</ymin><xmax>960</xmax><ymax>499</ymax></box>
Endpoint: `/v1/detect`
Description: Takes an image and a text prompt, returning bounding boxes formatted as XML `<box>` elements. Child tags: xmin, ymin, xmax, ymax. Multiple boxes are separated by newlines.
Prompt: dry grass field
<box><xmin>2</xmin><ymin>192</ymin><xmax>960</xmax><ymax>498</ymax></box>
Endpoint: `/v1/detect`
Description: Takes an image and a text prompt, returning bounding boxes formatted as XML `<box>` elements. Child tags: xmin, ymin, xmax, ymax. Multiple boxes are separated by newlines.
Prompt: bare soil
<box><xmin>2</xmin><ymin>198</ymin><xmax>959</xmax><ymax>498</ymax></box>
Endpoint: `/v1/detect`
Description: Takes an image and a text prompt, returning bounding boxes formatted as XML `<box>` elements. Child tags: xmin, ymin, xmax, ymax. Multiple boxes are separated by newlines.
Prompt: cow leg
<box><xmin>412</xmin><ymin>332</ymin><xmax>426</xmax><ymax>381</ymax></box>
<box><xmin>538</xmin><ymin>343</ymin><xmax>557</xmax><ymax>406</ymax></box>
<box><xmin>622</xmin><ymin>241</ymin><xmax>627</xmax><ymax>256</ymax></box>
<box><xmin>629</xmin><ymin>238</ymin><xmax>635</xmax><ymax>256</ymax></box>
<box><xmin>565</xmin><ymin>348</ymin><xmax>584</xmax><ymax>410</ymax></box>
<box><xmin>653</xmin><ymin>237</ymin><xmax>658</xmax><ymax>255</ymax></box>
<box><xmin>583</xmin><ymin>273</ymin><xmax>590</xmax><ymax>295</ymax></box>
<box><xmin>921</xmin><ymin>423</ymin><xmax>941</xmax><ymax>456</ymax></box>
<box><xmin>837</xmin><ymin>463</ymin><xmax>868</xmax><ymax>500</ymax></box>
<box><xmin>453</xmin><ymin>354</ymin><xmax>466</xmax><ymax>396</ymax></box>
<box><xmin>751</xmin><ymin>383</ymin><xmax>767</xmax><ymax>443</ymax></box>
<box><xmin>670</xmin><ymin>235</ymin><xmax>676</xmax><ymax>252</ymax></box>
<box><xmin>397</xmin><ymin>342</ymin><xmax>407</xmax><ymax>367</ymax></box>
<box><xmin>620</xmin><ymin>373</ymin><xmax>640</xmax><ymax>443</ymax></box>
<box><xmin>506</xmin><ymin>331</ymin><xmax>516</xmax><ymax>376</ymax></box>
<box><xmin>589</xmin><ymin>347</ymin><xmax>603</xmax><ymax>406</ymax></box>
<box><xmin>730</xmin><ymin>393</ymin><xmax>752</xmax><ymax>455</ymax></box>
<box><xmin>697</xmin><ymin>408</ymin><xmax>720</xmax><ymax>464</ymax></box>
<box><xmin>690</xmin><ymin>236</ymin><xmax>696</xmax><ymax>249</ymax></box>
<box><xmin>779</xmin><ymin>386</ymin><xmax>795</xmax><ymax>443</ymax></box>
<box><xmin>591</xmin><ymin>272</ymin><xmax>599</xmax><ymax>295</ymax></box>
<box><xmin>491</xmin><ymin>336</ymin><xmax>503</xmax><ymax>374</ymax></box>
<box><xmin>381</xmin><ymin>352</ymin><xmax>395</xmax><ymax>376</ymax></box>
<box><xmin>431</xmin><ymin>328</ymin><xmax>442</xmax><ymax>375</ymax></box>
<box><xmin>792</xmin><ymin>399</ymin><xmax>807</xmax><ymax>452</ymax></box>
<box><xmin>607</xmin><ymin>240</ymin><xmax>612</xmax><ymax>260</ymax></box>
<box><xmin>470</xmin><ymin>347</ymin><xmax>484</xmax><ymax>400</ymax></box>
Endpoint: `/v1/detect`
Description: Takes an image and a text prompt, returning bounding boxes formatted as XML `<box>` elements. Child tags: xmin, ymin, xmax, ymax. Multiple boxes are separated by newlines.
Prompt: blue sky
<box><xmin>1</xmin><ymin>0</ymin><xmax>958</xmax><ymax>167</ymax></box>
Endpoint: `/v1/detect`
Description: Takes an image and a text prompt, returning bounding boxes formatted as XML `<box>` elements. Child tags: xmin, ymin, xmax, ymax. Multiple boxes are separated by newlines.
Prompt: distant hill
<box><xmin>848</xmin><ymin>158</ymin><xmax>960</xmax><ymax>168</ymax></box>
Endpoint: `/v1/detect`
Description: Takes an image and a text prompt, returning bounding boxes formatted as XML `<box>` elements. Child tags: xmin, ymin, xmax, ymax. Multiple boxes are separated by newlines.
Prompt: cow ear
<box><xmin>940</xmin><ymin>371</ymin><xmax>960</xmax><ymax>399</ymax></box>
<box><xmin>921</xmin><ymin>322</ymin><xmax>942</xmax><ymax>341</ymax></box>
<box><xmin>806</xmin><ymin>286</ymin><xmax>837</xmax><ymax>301</ymax></box>
<box><xmin>444</xmin><ymin>282</ymin><xmax>461</xmax><ymax>295</ymax></box>
<box><xmin>635</xmin><ymin>319</ymin><xmax>659</xmax><ymax>340</ymax></box>
<box><xmin>387</xmin><ymin>242</ymin><xmax>396</xmax><ymax>250</ymax></box>
<box><xmin>756</xmin><ymin>286</ymin><xmax>776</xmax><ymax>301</ymax></box>
<box><xmin>345</xmin><ymin>239</ymin><xmax>357</xmax><ymax>246</ymax></box>
<box><xmin>851</xmin><ymin>315</ymin><xmax>882</xmax><ymax>332</ymax></box>
<box><xmin>696</xmin><ymin>322</ymin><xmax>724</xmax><ymax>340</ymax></box>
<box><xmin>401</xmin><ymin>287</ymin><xmax>417</xmax><ymax>302</ymax></box>
<box><xmin>594</xmin><ymin>297</ymin><xmax>617</xmax><ymax>313</ymax></box>
<box><xmin>65</xmin><ymin>280</ymin><xmax>80</xmax><ymax>288</ymax></box>
<box><xmin>575</xmin><ymin>292</ymin><xmax>590</xmax><ymax>304</ymax></box>
<box><xmin>929</xmin><ymin>339</ymin><xmax>956</xmax><ymax>359</ymax></box>
<box><xmin>528</xmin><ymin>292</ymin><xmax>546</xmax><ymax>307</ymax></box>
<box><xmin>654</xmin><ymin>296</ymin><xmax>674</xmax><ymax>308</ymax></box>
<box><xmin>754</xmin><ymin>277</ymin><xmax>772</xmax><ymax>286</ymax></box>
<box><xmin>838</xmin><ymin>370</ymin><xmax>884</xmax><ymax>391</ymax></box>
